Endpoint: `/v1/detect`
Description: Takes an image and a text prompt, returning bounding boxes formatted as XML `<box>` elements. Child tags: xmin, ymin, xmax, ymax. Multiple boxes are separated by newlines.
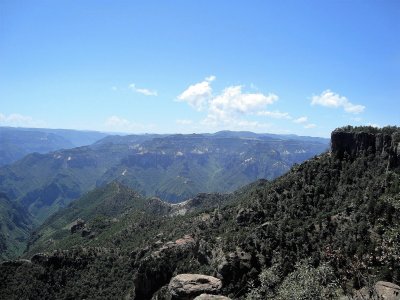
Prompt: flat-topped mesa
<box><xmin>331</xmin><ymin>126</ymin><xmax>400</xmax><ymax>164</ymax></box>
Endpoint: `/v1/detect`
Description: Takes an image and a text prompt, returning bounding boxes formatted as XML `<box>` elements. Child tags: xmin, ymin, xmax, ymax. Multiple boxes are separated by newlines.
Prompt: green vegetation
<box><xmin>0</xmin><ymin>193</ymin><xmax>33</xmax><ymax>260</ymax></box>
<box><xmin>25</xmin><ymin>182</ymin><xmax>172</xmax><ymax>255</ymax></box>
<box><xmin>0</xmin><ymin>132</ymin><xmax>328</xmax><ymax>223</ymax></box>
<box><xmin>1</xmin><ymin>126</ymin><xmax>398</xmax><ymax>299</ymax></box>
<box><xmin>334</xmin><ymin>125</ymin><xmax>400</xmax><ymax>135</ymax></box>
<box><xmin>246</xmin><ymin>260</ymin><xmax>339</xmax><ymax>299</ymax></box>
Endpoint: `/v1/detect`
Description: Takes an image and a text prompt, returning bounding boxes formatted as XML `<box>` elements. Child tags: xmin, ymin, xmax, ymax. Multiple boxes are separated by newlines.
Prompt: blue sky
<box><xmin>0</xmin><ymin>0</ymin><xmax>399</xmax><ymax>137</ymax></box>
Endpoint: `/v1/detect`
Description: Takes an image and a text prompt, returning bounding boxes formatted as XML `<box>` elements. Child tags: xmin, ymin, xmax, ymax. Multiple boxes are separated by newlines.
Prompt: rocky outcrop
<box><xmin>331</xmin><ymin>128</ymin><xmax>400</xmax><ymax>166</ymax></box>
<box><xmin>193</xmin><ymin>295</ymin><xmax>231</xmax><ymax>300</ymax></box>
<box><xmin>355</xmin><ymin>281</ymin><xmax>400</xmax><ymax>300</ymax></box>
<box><xmin>375</xmin><ymin>281</ymin><xmax>400</xmax><ymax>300</ymax></box>
<box><xmin>133</xmin><ymin>235</ymin><xmax>197</xmax><ymax>299</ymax></box>
<box><xmin>216</xmin><ymin>248</ymin><xmax>253</xmax><ymax>285</ymax></box>
<box><xmin>70</xmin><ymin>218</ymin><xmax>85</xmax><ymax>234</ymax></box>
<box><xmin>168</xmin><ymin>274</ymin><xmax>222</xmax><ymax>300</ymax></box>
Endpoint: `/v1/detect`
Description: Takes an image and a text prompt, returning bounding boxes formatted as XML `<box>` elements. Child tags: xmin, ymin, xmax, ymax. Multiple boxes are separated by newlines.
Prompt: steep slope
<box><xmin>25</xmin><ymin>182</ymin><xmax>172</xmax><ymax>256</ymax></box>
<box><xmin>0</xmin><ymin>193</ymin><xmax>33</xmax><ymax>261</ymax></box>
<box><xmin>0</xmin><ymin>126</ymin><xmax>398</xmax><ymax>299</ymax></box>
<box><xmin>97</xmin><ymin>134</ymin><xmax>329</xmax><ymax>202</ymax></box>
<box><xmin>0</xmin><ymin>143</ymin><xmax>131</xmax><ymax>223</ymax></box>
<box><xmin>0</xmin><ymin>127</ymin><xmax>107</xmax><ymax>166</ymax></box>
<box><xmin>25</xmin><ymin>183</ymin><xmax>233</xmax><ymax>257</ymax></box>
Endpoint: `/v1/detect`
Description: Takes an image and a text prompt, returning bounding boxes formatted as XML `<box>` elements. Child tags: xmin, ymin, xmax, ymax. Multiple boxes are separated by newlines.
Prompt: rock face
<box><xmin>356</xmin><ymin>281</ymin><xmax>400</xmax><ymax>300</ymax></box>
<box><xmin>216</xmin><ymin>248</ymin><xmax>252</xmax><ymax>283</ymax></box>
<box><xmin>133</xmin><ymin>235</ymin><xmax>197</xmax><ymax>299</ymax></box>
<box><xmin>70</xmin><ymin>219</ymin><xmax>85</xmax><ymax>234</ymax></box>
<box><xmin>331</xmin><ymin>128</ymin><xmax>400</xmax><ymax>165</ymax></box>
<box><xmin>375</xmin><ymin>281</ymin><xmax>400</xmax><ymax>300</ymax></box>
<box><xmin>168</xmin><ymin>274</ymin><xmax>222</xmax><ymax>300</ymax></box>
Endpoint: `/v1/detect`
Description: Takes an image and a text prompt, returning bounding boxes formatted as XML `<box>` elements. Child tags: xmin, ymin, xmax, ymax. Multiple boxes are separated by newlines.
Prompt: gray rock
<box><xmin>375</xmin><ymin>281</ymin><xmax>400</xmax><ymax>300</ymax></box>
<box><xmin>355</xmin><ymin>281</ymin><xmax>400</xmax><ymax>300</ymax></box>
<box><xmin>193</xmin><ymin>294</ymin><xmax>231</xmax><ymax>300</ymax></box>
<box><xmin>331</xmin><ymin>130</ymin><xmax>400</xmax><ymax>165</ymax></box>
<box><xmin>168</xmin><ymin>274</ymin><xmax>222</xmax><ymax>299</ymax></box>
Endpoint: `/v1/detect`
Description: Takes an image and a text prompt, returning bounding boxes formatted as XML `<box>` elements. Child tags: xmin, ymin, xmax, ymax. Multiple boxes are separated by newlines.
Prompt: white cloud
<box><xmin>176</xmin><ymin>119</ymin><xmax>193</xmax><ymax>125</ymax></box>
<box><xmin>177</xmin><ymin>76</ymin><xmax>278</xmax><ymax>130</ymax></box>
<box><xmin>105</xmin><ymin>115</ymin><xmax>156</xmax><ymax>132</ymax></box>
<box><xmin>311</xmin><ymin>89</ymin><xmax>365</xmax><ymax>114</ymax></box>
<box><xmin>257</xmin><ymin>110</ymin><xmax>291</xmax><ymax>119</ymax></box>
<box><xmin>0</xmin><ymin>112</ymin><xmax>46</xmax><ymax>127</ymax></box>
<box><xmin>129</xmin><ymin>83</ymin><xmax>158</xmax><ymax>96</ymax></box>
<box><xmin>205</xmin><ymin>75</ymin><xmax>216</xmax><ymax>82</ymax></box>
<box><xmin>176</xmin><ymin>76</ymin><xmax>215</xmax><ymax>111</ymax></box>
<box><xmin>210</xmin><ymin>85</ymin><xmax>277</xmax><ymax>114</ymax></box>
<box><xmin>293</xmin><ymin>116</ymin><xmax>308</xmax><ymax>124</ymax></box>
<box><xmin>204</xmin><ymin>85</ymin><xmax>278</xmax><ymax>126</ymax></box>
<box><xmin>344</xmin><ymin>103</ymin><xmax>365</xmax><ymax>114</ymax></box>
<box><xmin>304</xmin><ymin>123</ymin><xmax>317</xmax><ymax>129</ymax></box>
<box><xmin>111</xmin><ymin>86</ymin><xmax>118</xmax><ymax>91</ymax></box>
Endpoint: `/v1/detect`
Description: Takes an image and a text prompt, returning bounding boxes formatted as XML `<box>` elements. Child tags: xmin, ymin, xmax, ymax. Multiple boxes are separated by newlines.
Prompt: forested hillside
<box><xmin>0</xmin><ymin>126</ymin><xmax>399</xmax><ymax>299</ymax></box>
<box><xmin>0</xmin><ymin>132</ymin><xmax>328</xmax><ymax>225</ymax></box>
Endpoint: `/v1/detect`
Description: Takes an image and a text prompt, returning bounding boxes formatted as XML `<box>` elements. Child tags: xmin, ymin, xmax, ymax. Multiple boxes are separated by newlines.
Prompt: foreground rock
<box><xmin>168</xmin><ymin>274</ymin><xmax>222</xmax><ymax>299</ymax></box>
<box><xmin>355</xmin><ymin>281</ymin><xmax>400</xmax><ymax>300</ymax></box>
<box><xmin>375</xmin><ymin>281</ymin><xmax>400</xmax><ymax>300</ymax></box>
<box><xmin>133</xmin><ymin>234</ymin><xmax>197</xmax><ymax>299</ymax></box>
<box><xmin>193</xmin><ymin>294</ymin><xmax>231</xmax><ymax>300</ymax></box>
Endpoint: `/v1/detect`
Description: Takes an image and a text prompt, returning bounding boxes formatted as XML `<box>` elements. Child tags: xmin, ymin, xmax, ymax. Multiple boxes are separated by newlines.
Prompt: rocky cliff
<box><xmin>331</xmin><ymin>126</ymin><xmax>400</xmax><ymax>166</ymax></box>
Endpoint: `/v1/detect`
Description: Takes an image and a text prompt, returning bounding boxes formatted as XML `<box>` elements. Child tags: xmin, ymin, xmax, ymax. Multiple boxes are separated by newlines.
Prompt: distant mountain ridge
<box><xmin>0</xmin><ymin>127</ymin><xmax>108</xmax><ymax>166</ymax></box>
<box><xmin>0</xmin><ymin>131</ymin><xmax>328</xmax><ymax>223</ymax></box>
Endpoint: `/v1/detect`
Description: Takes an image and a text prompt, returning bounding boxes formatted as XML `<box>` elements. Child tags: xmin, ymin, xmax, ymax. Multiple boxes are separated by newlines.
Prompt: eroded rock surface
<box><xmin>168</xmin><ymin>274</ymin><xmax>222</xmax><ymax>299</ymax></box>
<box><xmin>193</xmin><ymin>294</ymin><xmax>231</xmax><ymax>300</ymax></box>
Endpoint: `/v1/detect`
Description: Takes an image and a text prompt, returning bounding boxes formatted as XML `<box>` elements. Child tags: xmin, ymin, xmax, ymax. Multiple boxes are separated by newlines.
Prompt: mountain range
<box><xmin>0</xmin><ymin>130</ymin><xmax>329</xmax><ymax>224</ymax></box>
<box><xmin>0</xmin><ymin>129</ymin><xmax>329</xmax><ymax>261</ymax></box>
<box><xmin>0</xmin><ymin>126</ymin><xmax>399</xmax><ymax>299</ymax></box>
<box><xmin>0</xmin><ymin>127</ymin><xmax>108</xmax><ymax>166</ymax></box>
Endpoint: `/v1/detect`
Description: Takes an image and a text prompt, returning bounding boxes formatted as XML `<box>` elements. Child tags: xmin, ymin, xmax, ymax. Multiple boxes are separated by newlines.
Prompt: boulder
<box><xmin>355</xmin><ymin>281</ymin><xmax>400</xmax><ymax>300</ymax></box>
<box><xmin>70</xmin><ymin>218</ymin><xmax>85</xmax><ymax>234</ymax></box>
<box><xmin>168</xmin><ymin>274</ymin><xmax>222</xmax><ymax>299</ymax></box>
<box><xmin>375</xmin><ymin>281</ymin><xmax>400</xmax><ymax>300</ymax></box>
<box><xmin>193</xmin><ymin>294</ymin><xmax>231</xmax><ymax>300</ymax></box>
